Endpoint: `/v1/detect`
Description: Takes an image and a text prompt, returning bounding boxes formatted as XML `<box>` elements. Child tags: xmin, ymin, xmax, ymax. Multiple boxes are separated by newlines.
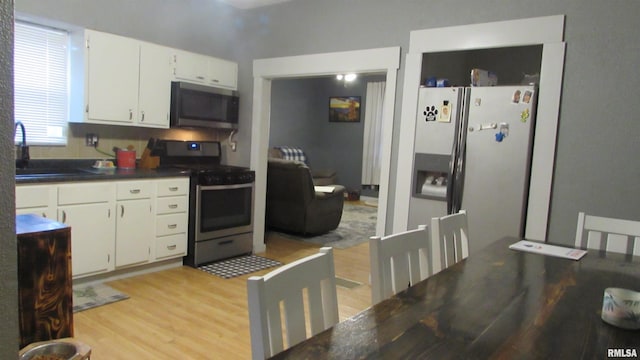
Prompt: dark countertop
<box><xmin>15</xmin><ymin>159</ymin><xmax>190</xmax><ymax>184</ymax></box>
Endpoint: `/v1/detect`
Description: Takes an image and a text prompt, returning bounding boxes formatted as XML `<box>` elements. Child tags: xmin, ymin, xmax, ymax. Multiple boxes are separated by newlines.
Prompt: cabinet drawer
<box><xmin>156</xmin><ymin>213</ymin><xmax>187</xmax><ymax>236</ymax></box>
<box><xmin>117</xmin><ymin>181</ymin><xmax>152</xmax><ymax>200</ymax></box>
<box><xmin>16</xmin><ymin>185</ymin><xmax>53</xmax><ymax>209</ymax></box>
<box><xmin>156</xmin><ymin>233</ymin><xmax>186</xmax><ymax>259</ymax></box>
<box><xmin>156</xmin><ymin>178</ymin><xmax>189</xmax><ymax>197</ymax></box>
<box><xmin>156</xmin><ymin>196</ymin><xmax>188</xmax><ymax>215</ymax></box>
<box><xmin>58</xmin><ymin>182</ymin><xmax>114</xmax><ymax>205</ymax></box>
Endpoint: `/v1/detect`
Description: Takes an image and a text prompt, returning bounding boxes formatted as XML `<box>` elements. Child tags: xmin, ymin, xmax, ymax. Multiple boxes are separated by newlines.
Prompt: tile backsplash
<box><xmin>26</xmin><ymin>123</ymin><xmax>224</xmax><ymax>159</ymax></box>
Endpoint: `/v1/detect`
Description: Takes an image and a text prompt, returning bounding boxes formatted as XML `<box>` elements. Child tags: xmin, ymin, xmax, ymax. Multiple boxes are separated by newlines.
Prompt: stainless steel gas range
<box><xmin>152</xmin><ymin>139</ymin><xmax>255</xmax><ymax>267</ymax></box>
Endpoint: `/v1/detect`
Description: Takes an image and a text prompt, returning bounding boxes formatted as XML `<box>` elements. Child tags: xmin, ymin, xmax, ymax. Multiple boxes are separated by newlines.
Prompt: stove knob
<box><xmin>204</xmin><ymin>174</ymin><xmax>220</xmax><ymax>185</ymax></box>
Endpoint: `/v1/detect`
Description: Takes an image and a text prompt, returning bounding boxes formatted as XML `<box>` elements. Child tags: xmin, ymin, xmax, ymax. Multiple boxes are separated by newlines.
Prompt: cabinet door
<box><xmin>86</xmin><ymin>30</ymin><xmax>139</xmax><ymax>123</ymax></box>
<box><xmin>58</xmin><ymin>203</ymin><xmax>115</xmax><ymax>278</ymax></box>
<box><xmin>16</xmin><ymin>185</ymin><xmax>56</xmax><ymax>219</ymax></box>
<box><xmin>172</xmin><ymin>49</ymin><xmax>208</xmax><ymax>83</ymax></box>
<box><xmin>16</xmin><ymin>207</ymin><xmax>50</xmax><ymax>218</ymax></box>
<box><xmin>115</xmin><ymin>199</ymin><xmax>153</xmax><ymax>267</ymax></box>
<box><xmin>138</xmin><ymin>42</ymin><xmax>172</xmax><ymax>128</ymax></box>
<box><xmin>207</xmin><ymin>57</ymin><xmax>238</xmax><ymax>90</ymax></box>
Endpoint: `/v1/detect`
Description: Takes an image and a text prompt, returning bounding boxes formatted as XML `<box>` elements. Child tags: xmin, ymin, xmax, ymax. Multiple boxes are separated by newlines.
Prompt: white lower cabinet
<box><xmin>17</xmin><ymin>176</ymin><xmax>189</xmax><ymax>279</ymax></box>
<box><xmin>115</xmin><ymin>181</ymin><xmax>154</xmax><ymax>268</ymax></box>
<box><xmin>15</xmin><ymin>184</ymin><xmax>57</xmax><ymax>219</ymax></box>
<box><xmin>57</xmin><ymin>182</ymin><xmax>116</xmax><ymax>278</ymax></box>
<box><xmin>154</xmin><ymin>178</ymin><xmax>189</xmax><ymax>260</ymax></box>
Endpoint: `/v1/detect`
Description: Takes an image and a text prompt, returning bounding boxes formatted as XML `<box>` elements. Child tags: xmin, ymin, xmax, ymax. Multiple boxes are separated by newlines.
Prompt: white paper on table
<box><xmin>314</xmin><ymin>186</ymin><xmax>335</xmax><ymax>193</ymax></box>
<box><xmin>509</xmin><ymin>240</ymin><xmax>587</xmax><ymax>260</ymax></box>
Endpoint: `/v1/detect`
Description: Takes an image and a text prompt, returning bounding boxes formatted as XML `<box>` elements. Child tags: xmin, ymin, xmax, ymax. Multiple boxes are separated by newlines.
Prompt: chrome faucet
<box><xmin>14</xmin><ymin>121</ymin><xmax>30</xmax><ymax>168</ymax></box>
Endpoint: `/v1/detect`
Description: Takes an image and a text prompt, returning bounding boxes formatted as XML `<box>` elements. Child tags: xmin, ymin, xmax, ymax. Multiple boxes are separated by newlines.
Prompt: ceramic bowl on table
<box><xmin>601</xmin><ymin>287</ymin><xmax>640</xmax><ymax>330</ymax></box>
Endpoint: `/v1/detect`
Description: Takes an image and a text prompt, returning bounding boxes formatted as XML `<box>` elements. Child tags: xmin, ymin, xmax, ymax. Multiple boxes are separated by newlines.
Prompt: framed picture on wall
<box><xmin>329</xmin><ymin>96</ymin><xmax>361</xmax><ymax>122</ymax></box>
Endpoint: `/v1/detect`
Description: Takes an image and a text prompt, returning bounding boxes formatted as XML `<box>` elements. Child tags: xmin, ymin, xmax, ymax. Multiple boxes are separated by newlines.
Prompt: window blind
<box><xmin>14</xmin><ymin>21</ymin><xmax>68</xmax><ymax>146</ymax></box>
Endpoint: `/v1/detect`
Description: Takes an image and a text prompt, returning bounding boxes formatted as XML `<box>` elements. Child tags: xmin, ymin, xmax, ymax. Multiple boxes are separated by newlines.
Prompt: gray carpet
<box><xmin>270</xmin><ymin>202</ymin><xmax>377</xmax><ymax>249</ymax></box>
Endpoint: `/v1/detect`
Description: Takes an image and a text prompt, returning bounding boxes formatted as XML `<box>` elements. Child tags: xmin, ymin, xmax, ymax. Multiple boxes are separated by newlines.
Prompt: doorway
<box><xmin>393</xmin><ymin>15</ymin><xmax>566</xmax><ymax>241</ymax></box>
<box><xmin>251</xmin><ymin>47</ymin><xmax>401</xmax><ymax>253</ymax></box>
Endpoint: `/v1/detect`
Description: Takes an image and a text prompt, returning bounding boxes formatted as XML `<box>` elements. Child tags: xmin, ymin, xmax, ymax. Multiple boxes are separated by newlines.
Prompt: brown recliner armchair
<box><xmin>266</xmin><ymin>158</ymin><xmax>345</xmax><ymax>235</ymax></box>
<box><xmin>268</xmin><ymin>147</ymin><xmax>337</xmax><ymax>186</ymax></box>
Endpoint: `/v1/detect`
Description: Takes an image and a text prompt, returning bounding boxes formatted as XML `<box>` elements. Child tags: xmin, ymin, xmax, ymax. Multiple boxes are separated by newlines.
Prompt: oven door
<box><xmin>195</xmin><ymin>182</ymin><xmax>254</xmax><ymax>241</ymax></box>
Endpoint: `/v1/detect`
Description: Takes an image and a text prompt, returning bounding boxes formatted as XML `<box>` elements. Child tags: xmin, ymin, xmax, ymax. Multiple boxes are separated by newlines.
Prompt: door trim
<box><xmin>394</xmin><ymin>15</ymin><xmax>566</xmax><ymax>241</ymax></box>
<box><xmin>251</xmin><ymin>47</ymin><xmax>401</xmax><ymax>253</ymax></box>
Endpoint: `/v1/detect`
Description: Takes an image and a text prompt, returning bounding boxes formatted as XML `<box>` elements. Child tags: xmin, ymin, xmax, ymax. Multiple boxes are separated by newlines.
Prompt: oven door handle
<box><xmin>197</xmin><ymin>183</ymin><xmax>253</xmax><ymax>191</ymax></box>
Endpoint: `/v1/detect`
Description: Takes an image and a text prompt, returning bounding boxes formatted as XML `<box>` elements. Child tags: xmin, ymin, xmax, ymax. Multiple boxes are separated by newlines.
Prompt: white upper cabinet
<box><xmin>138</xmin><ymin>42</ymin><xmax>173</xmax><ymax>127</ymax></box>
<box><xmin>70</xmin><ymin>29</ymin><xmax>171</xmax><ymax>128</ymax></box>
<box><xmin>86</xmin><ymin>30</ymin><xmax>139</xmax><ymax>124</ymax></box>
<box><xmin>172</xmin><ymin>49</ymin><xmax>238</xmax><ymax>90</ymax></box>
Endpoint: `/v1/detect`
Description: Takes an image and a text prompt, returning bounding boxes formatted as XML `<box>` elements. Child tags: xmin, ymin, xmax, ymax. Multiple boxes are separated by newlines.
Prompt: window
<box><xmin>14</xmin><ymin>21</ymin><xmax>68</xmax><ymax>146</ymax></box>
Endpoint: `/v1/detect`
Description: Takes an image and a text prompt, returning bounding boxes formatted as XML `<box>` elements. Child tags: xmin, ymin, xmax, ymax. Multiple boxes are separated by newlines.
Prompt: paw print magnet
<box><xmin>423</xmin><ymin>105</ymin><xmax>438</xmax><ymax>122</ymax></box>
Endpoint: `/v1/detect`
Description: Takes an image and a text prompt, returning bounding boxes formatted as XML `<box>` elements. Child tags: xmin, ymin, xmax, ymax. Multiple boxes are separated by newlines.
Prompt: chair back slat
<box><xmin>248</xmin><ymin>247</ymin><xmax>338</xmax><ymax>359</ymax></box>
<box><xmin>431</xmin><ymin>210</ymin><xmax>470</xmax><ymax>272</ymax></box>
<box><xmin>283</xmin><ymin>291</ymin><xmax>306</xmax><ymax>347</ymax></box>
<box><xmin>369</xmin><ymin>225</ymin><xmax>431</xmax><ymax>304</ymax></box>
<box><xmin>575</xmin><ymin>212</ymin><xmax>640</xmax><ymax>255</ymax></box>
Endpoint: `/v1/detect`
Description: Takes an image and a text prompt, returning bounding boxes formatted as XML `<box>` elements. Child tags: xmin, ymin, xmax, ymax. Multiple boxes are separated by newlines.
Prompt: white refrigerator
<box><xmin>408</xmin><ymin>85</ymin><xmax>537</xmax><ymax>254</ymax></box>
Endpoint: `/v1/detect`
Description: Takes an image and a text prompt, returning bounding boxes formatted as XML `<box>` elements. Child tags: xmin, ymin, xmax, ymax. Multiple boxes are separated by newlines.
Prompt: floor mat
<box><xmin>198</xmin><ymin>255</ymin><xmax>282</xmax><ymax>279</ymax></box>
<box><xmin>73</xmin><ymin>283</ymin><xmax>129</xmax><ymax>313</ymax></box>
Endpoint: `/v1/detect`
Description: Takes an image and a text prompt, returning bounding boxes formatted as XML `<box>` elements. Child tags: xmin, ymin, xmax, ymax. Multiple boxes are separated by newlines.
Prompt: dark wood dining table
<box><xmin>269</xmin><ymin>237</ymin><xmax>640</xmax><ymax>359</ymax></box>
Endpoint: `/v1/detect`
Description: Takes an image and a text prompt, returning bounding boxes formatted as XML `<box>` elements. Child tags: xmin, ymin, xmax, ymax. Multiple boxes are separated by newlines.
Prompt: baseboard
<box><xmin>73</xmin><ymin>258</ymin><xmax>184</xmax><ymax>286</ymax></box>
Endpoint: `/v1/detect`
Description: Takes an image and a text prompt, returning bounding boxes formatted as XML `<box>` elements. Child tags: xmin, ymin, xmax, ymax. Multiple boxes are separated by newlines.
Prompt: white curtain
<box><xmin>361</xmin><ymin>81</ymin><xmax>386</xmax><ymax>186</ymax></box>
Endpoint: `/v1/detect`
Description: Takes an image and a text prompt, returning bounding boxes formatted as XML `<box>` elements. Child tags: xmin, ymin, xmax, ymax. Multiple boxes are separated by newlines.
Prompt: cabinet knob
<box><xmin>129</xmin><ymin>109</ymin><xmax>133</xmax><ymax>120</ymax></box>
<box><xmin>141</xmin><ymin>111</ymin><xmax>145</xmax><ymax>122</ymax></box>
<box><xmin>130</xmin><ymin>189</ymin><xmax>141</xmax><ymax>194</ymax></box>
<box><xmin>168</xmin><ymin>204</ymin><xmax>178</xmax><ymax>209</ymax></box>
<box><xmin>169</xmin><ymin>187</ymin><xmax>178</xmax><ymax>191</ymax></box>
<box><xmin>167</xmin><ymin>245</ymin><xmax>177</xmax><ymax>250</ymax></box>
<box><xmin>168</xmin><ymin>224</ymin><xmax>177</xmax><ymax>229</ymax></box>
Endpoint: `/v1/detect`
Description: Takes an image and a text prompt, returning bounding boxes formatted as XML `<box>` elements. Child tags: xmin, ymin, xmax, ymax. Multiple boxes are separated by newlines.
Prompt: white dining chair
<box><xmin>431</xmin><ymin>210</ymin><xmax>470</xmax><ymax>272</ymax></box>
<box><xmin>247</xmin><ymin>247</ymin><xmax>339</xmax><ymax>360</ymax></box>
<box><xmin>575</xmin><ymin>212</ymin><xmax>640</xmax><ymax>255</ymax></box>
<box><xmin>369</xmin><ymin>225</ymin><xmax>432</xmax><ymax>305</ymax></box>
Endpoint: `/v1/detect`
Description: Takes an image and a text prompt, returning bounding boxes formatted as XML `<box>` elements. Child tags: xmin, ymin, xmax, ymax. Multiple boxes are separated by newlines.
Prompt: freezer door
<box><xmin>460</xmin><ymin>85</ymin><xmax>536</xmax><ymax>254</ymax></box>
<box><xmin>414</xmin><ymin>87</ymin><xmax>463</xmax><ymax>155</ymax></box>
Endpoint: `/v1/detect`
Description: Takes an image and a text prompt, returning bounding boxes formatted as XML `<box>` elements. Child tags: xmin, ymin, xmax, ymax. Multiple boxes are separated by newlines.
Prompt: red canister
<box><xmin>116</xmin><ymin>150</ymin><xmax>136</xmax><ymax>169</ymax></box>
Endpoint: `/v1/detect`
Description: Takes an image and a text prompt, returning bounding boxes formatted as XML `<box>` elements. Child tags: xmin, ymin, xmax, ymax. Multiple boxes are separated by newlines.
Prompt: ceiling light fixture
<box><xmin>336</xmin><ymin>73</ymin><xmax>357</xmax><ymax>82</ymax></box>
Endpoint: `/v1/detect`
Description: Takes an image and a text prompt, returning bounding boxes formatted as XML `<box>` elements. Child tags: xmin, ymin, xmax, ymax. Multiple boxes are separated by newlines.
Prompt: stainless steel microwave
<box><xmin>170</xmin><ymin>81</ymin><xmax>239</xmax><ymax>129</ymax></box>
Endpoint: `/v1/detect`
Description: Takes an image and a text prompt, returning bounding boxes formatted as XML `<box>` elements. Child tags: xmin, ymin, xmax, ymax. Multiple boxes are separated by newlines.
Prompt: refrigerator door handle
<box><xmin>447</xmin><ymin>88</ymin><xmax>467</xmax><ymax>214</ymax></box>
<box><xmin>451</xmin><ymin>88</ymin><xmax>471</xmax><ymax>214</ymax></box>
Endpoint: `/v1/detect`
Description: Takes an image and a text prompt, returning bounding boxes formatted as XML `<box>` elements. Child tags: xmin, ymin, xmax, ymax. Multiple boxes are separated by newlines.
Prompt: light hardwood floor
<box><xmin>72</xmin><ymin>232</ymin><xmax>372</xmax><ymax>359</ymax></box>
